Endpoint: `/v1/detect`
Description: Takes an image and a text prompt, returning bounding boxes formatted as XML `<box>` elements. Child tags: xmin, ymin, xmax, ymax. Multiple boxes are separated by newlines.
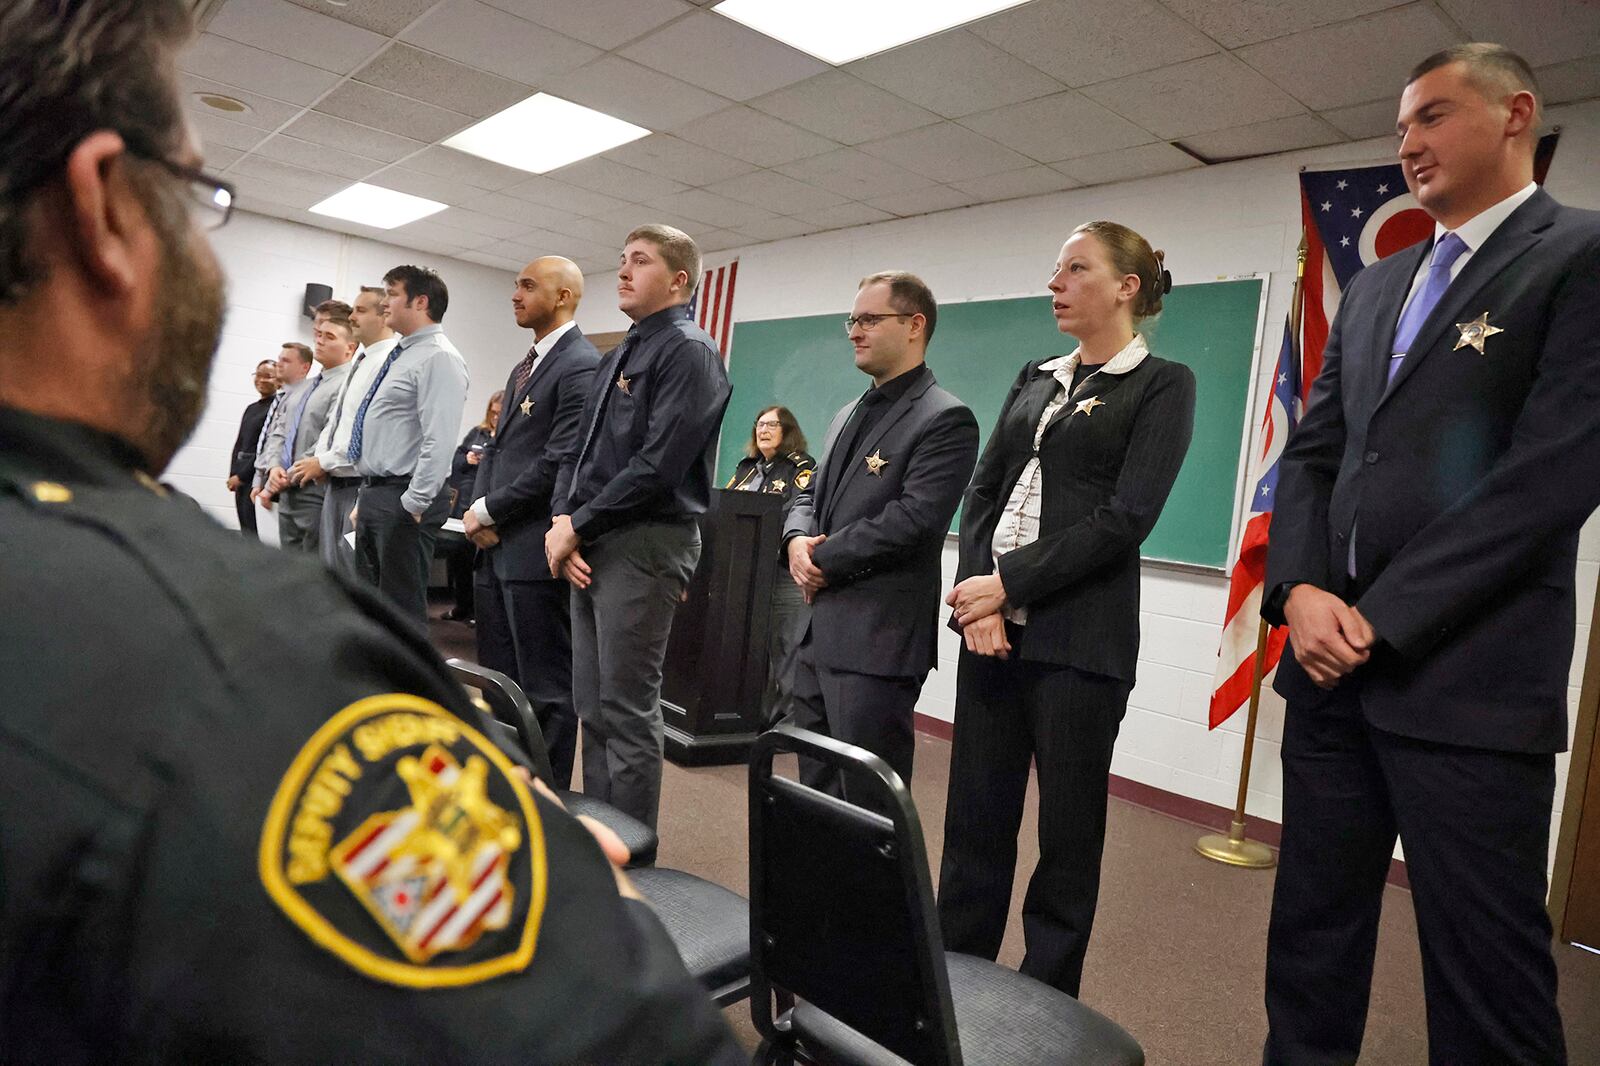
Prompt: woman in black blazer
<box><xmin>937</xmin><ymin>221</ymin><xmax>1196</xmax><ymax>997</ymax></box>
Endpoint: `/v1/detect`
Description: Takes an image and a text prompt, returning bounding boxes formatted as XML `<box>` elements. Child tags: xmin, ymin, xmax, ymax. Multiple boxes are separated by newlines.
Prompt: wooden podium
<box><xmin>661</xmin><ymin>489</ymin><xmax>782</xmax><ymax>765</ymax></box>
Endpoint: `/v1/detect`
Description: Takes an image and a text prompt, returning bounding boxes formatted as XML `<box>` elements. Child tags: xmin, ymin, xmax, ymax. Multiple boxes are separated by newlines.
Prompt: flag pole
<box><xmin>1195</xmin><ymin>616</ymin><xmax>1277</xmax><ymax>867</ymax></box>
<box><xmin>1195</xmin><ymin>236</ymin><xmax>1309</xmax><ymax>870</ymax></box>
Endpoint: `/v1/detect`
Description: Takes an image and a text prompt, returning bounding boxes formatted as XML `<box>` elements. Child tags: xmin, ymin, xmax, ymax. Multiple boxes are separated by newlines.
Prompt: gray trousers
<box><xmin>570</xmin><ymin>519</ymin><xmax>700</xmax><ymax>830</ymax></box>
<box><xmin>276</xmin><ymin>484</ymin><xmax>324</xmax><ymax>553</ymax></box>
<box><xmin>763</xmin><ymin>572</ymin><xmax>810</xmax><ymax>726</ymax></box>
<box><xmin>318</xmin><ymin>479</ymin><xmax>360</xmax><ymax>577</ymax></box>
<box><xmin>353</xmin><ymin>483</ymin><xmax>449</xmax><ymax>626</ymax></box>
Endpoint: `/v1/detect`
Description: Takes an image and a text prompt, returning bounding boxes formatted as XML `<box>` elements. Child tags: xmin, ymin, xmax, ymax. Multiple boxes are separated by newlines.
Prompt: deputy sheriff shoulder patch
<box><xmin>259</xmin><ymin>693</ymin><xmax>547</xmax><ymax>988</ymax></box>
<box><xmin>794</xmin><ymin>468</ymin><xmax>813</xmax><ymax>490</ymax></box>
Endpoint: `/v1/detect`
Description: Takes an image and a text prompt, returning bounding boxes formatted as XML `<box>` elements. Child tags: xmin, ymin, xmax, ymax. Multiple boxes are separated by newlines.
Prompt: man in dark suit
<box><xmin>226</xmin><ymin>359</ymin><xmax>277</xmax><ymax>537</ymax></box>
<box><xmin>1262</xmin><ymin>44</ymin><xmax>1600</xmax><ymax>1064</ymax></box>
<box><xmin>463</xmin><ymin>256</ymin><xmax>598</xmax><ymax>789</ymax></box>
<box><xmin>784</xmin><ymin>271</ymin><xmax>979</xmax><ymax>797</ymax></box>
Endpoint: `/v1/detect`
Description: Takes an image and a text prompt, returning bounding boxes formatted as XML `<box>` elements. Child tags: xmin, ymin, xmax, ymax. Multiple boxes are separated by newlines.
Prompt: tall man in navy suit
<box><xmin>784</xmin><ymin>271</ymin><xmax>979</xmax><ymax>798</ymax></box>
<box><xmin>463</xmin><ymin>256</ymin><xmax>598</xmax><ymax>789</ymax></box>
<box><xmin>1262</xmin><ymin>44</ymin><xmax>1600</xmax><ymax>1065</ymax></box>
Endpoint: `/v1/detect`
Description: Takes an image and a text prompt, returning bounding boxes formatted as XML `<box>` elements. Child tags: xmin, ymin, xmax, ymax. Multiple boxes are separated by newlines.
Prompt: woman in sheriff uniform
<box><xmin>725</xmin><ymin>405</ymin><xmax>815</xmax><ymax>726</ymax></box>
<box><xmin>936</xmin><ymin>221</ymin><xmax>1196</xmax><ymax>998</ymax></box>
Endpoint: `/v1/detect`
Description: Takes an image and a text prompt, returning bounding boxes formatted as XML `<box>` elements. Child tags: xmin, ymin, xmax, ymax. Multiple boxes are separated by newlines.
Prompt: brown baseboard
<box><xmin>914</xmin><ymin>712</ymin><xmax>1411</xmax><ymax>890</ymax></box>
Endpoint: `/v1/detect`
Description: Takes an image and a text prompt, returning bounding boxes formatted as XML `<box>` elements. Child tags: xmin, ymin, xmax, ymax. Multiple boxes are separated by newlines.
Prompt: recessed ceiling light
<box><xmin>442</xmin><ymin>93</ymin><xmax>650</xmax><ymax>175</ymax></box>
<box><xmin>712</xmin><ymin>0</ymin><xmax>1034</xmax><ymax>64</ymax></box>
<box><xmin>309</xmin><ymin>183</ymin><xmax>447</xmax><ymax>229</ymax></box>
<box><xmin>193</xmin><ymin>91</ymin><xmax>251</xmax><ymax>114</ymax></box>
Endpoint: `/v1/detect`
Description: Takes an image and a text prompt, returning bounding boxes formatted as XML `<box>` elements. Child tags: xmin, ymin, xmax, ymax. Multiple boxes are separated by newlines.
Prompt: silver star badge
<box><xmin>520</xmin><ymin>396</ymin><xmax>533</xmax><ymax>415</ymax></box>
<box><xmin>864</xmin><ymin>450</ymin><xmax>888</xmax><ymax>476</ymax></box>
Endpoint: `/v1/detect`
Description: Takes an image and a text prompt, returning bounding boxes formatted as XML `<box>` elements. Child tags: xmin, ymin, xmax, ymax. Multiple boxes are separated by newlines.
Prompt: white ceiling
<box><xmin>184</xmin><ymin>0</ymin><xmax>1600</xmax><ymax>275</ymax></box>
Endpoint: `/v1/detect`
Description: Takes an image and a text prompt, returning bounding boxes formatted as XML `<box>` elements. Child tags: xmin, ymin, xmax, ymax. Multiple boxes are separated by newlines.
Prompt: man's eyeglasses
<box><xmin>128</xmin><ymin>147</ymin><xmax>235</xmax><ymax>232</ymax></box>
<box><xmin>844</xmin><ymin>312</ymin><xmax>913</xmax><ymax>334</ymax></box>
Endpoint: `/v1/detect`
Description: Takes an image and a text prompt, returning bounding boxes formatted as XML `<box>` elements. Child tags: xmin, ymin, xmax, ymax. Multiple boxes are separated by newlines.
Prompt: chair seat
<box><xmin>944</xmin><ymin>953</ymin><xmax>1143</xmax><ymax>1066</ymax></box>
<box><xmin>631</xmin><ymin>866</ymin><xmax>752</xmax><ymax>1005</ymax></box>
<box><xmin>560</xmin><ymin>790</ymin><xmax>658</xmax><ymax>868</ymax></box>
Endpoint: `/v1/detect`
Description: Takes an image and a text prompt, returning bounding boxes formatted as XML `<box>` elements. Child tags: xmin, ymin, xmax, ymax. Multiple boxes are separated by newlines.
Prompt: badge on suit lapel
<box><xmin>864</xmin><ymin>450</ymin><xmax>888</xmax><ymax>476</ymax></box>
<box><xmin>519</xmin><ymin>397</ymin><xmax>533</xmax><ymax>416</ymax></box>
<box><xmin>1453</xmin><ymin>311</ymin><xmax>1504</xmax><ymax>354</ymax></box>
<box><xmin>1073</xmin><ymin>396</ymin><xmax>1106</xmax><ymax>417</ymax></box>
<box><xmin>616</xmin><ymin>373</ymin><xmax>631</xmax><ymax>395</ymax></box>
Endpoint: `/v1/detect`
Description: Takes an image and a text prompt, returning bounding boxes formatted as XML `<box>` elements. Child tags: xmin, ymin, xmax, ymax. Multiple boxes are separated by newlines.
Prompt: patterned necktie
<box><xmin>281</xmin><ymin>376</ymin><xmax>324</xmax><ymax>468</ymax></box>
<box><xmin>323</xmin><ymin>347</ymin><xmax>365</xmax><ymax>443</ymax></box>
<box><xmin>255</xmin><ymin>392</ymin><xmax>282</xmax><ymax>456</ymax></box>
<box><xmin>346</xmin><ymin>342</ymin><xmax>405</xmax><ymax>466</ymax></box>
<box><xmin>514</xmin><ymin>344</ymin><xmax>538</xmax><ymax>393</ymax></box>
<box><xmin>1388</xmin><ymin>232</ymin><xmax>1468</xmax><ymax>381</ymax></box>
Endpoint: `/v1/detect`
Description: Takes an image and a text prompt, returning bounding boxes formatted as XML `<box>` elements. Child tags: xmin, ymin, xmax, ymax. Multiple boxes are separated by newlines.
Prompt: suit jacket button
<box><xmin>1364</xmin><ymin>450</ymin><xmax>1380</xmax><ymax>464</ymax></box>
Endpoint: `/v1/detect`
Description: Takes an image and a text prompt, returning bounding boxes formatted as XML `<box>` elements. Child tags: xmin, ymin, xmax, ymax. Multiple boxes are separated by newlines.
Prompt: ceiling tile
<box><xmin>1054</xmin><ymin>142</ymin><xmax>1200</xmax><ymax>185</ymax></box>
<box><xmin>354</xmin><ymin>43</ymin><xmax>532</xmax><ymax>118</ymax></box>
<box><xmin>403</xmin><ymin>145</ymin><xmax>536</xmax><ymax>190</ymax></box>
<box><xmin>432</xmin><ymin>207</ymin><xmax>530</xmax><ymax>240</ymax></box>
<box><xmin>543</xmin><ymin>215</ymin><xmax>633</xmax><ymax>247</ymax></box>
<box><xmin>206</xmin><ymin>145</ymin><xmax>245</xmax><ymax>170</ymax></box>
<box><xmin>280</xmin><ymin>112</ymin><xmax>428</xmax><ymax>163</ymax></box>
<box><xmin>315</xmin><ymin>81</ymin><xmax>473</xmax><ymax>142</ymax></box>
<box><xmin>179</xmin><ymin>33</ymin><xmax>342</xmax><ymax>106</ymax></box>
<box><xmin>857</xmin><ymin>122</ymin><xmax>1033</xmax><ymax>183</ymax></box>
<box><xmin>1320</xmin><ymin>99</ymin><xmax>1401</xmax><ymax>140</ymax></box>
<box><xmin>958</xmin><ymin>91</ymin><xmax>1153</xmax><ymax>162</ymax></box>
<box><xmin>620</xmin><ymin>11</ymin><xmax>828</xmax><ymax>102</ymax></box>
<box><xmin>1082</xmin><ymin>54</ymin><xmax>1306</xmax><ymax>140</ymax></box>
<box><xmin>846</xmin><ymin>29</ymin><xmax>1063</xmax><ymax>120</ymax></box>
<box><xmin>252</xmin><ymin>135</ymin><xmax>387</xmax><ymax>181</ymax></box>
<box><xmin>671</xmin><ymin>106</ymin><xmax>842</xmax><ymax>167</ymax></box>
<box><xmin>951</xmin><ymin>165</ymin><xmax>1082</xmax><ymax>202</ymax></box>
<box><xmin>547</xmin><ymin>56</ymin><xmax>730</xmax><ymax>130</ymax></box>
<box><xmin>476</xmin><ymin>236</ymin><xmax>555</xmax><ymax>263</ymax></box>
<box><xmin>1538</xmin><ymin>57</ymin><xmax>1600</xmax><ymax>105</ymax></box>
<box><xmin>775</xmin><ymin>147</ymin><xmax>938</xmax><ymax>200</ymax></box>
<box><xmin>191</xmin><ymin>111</ymin><xmax>272</xmax><ymax>154</ymax></box>
<box><xmin>205</xmin><ymin>0</ymin><xmax>387</xmax><ymax>74</ymax></box>
<box><xmin>1158</xmin><ymin>0</ymin><xmax>1410</xmax><ymax>48</ymax></box>
<box><xmin>400</xmin><ymin>0</ymin><xmax>601</xmax><ymax>86</ymax></box>
<box><xmin>697</xmin><ymin>229</ymin><xmax>748</xmax><ymax>253</ymax></box>
<box><xmin>602</xmin><ymin>135</ymin><xmax>758</xmax><ymax>187</ymax></box>
<box><xmin>969</xmin><ymin>0</ymin><xmax>1216</xmax><ymax>87</ymax></box>
<box><xmin>865</xmin><ymin>185</ymin><xmax>981</xmax><ymax>217</ymax></box>
<box><xmin>1180</xmin><ymin>114</ymin><xmax>1346</xmax><ymax>161</ymax></box>
<box><xmin>484</xmin><ymin>0</ymin><xmax>694</xmax><ymax>50</ymax></box>
<box><xmin>499</xmin><ymin>176</ymin><xmax>634</xmax><ymax>217</ymax></box>
<box><xmin>229</xmin><ymin>157</ymin><xmax>351</xmax><ymax>198</ymax></box>
<box><xmin>458</xmin><ymin>249</ymin><xmax>530</xmax><ymax>271</ymax></box>
<box><xmin>737</xmin><ymin>216</ymin><xmax>818</xmax><ymax>242</ymax></box>
<box><xmin>1237</xmin><ymin>6</ymin><xmax>1460</xmax><ymax>112</ymax></box>
<box><xmin>790</xmin><ymin>202</ymin><xmax>895</xmax><ymax>229</ymax></box>
<box><xmin>181</xmin><ymin>74</ymin><xmax>304</xmax><ymax>131</ymax></box>
<box><xmin>282</xmin><ymin>0</ymin><xmax>440</xmax><ymax>36</ymax></box>
<box><xmin>545</xmin><ymin>157</ymin><xmax>689</xmax><ymax>201</ymax></box>
<box><xmin>389</xmin><ymin>219</ymin><xmax>492</xmax><ymax>252</ymax></box>
<box><xmin>704</xmin><ymin>170</ymin><xmax>848</xmax><ymax>214</ymax></box>
<box><xmin>645</xmin><ymin>189</ymin><xmax>776</xmax><ymax>229</ymax></box>
<box><xmin>584</xmin><ymin>201</ymin><xmax>662</xmax><ymax>226</ymax></box>
<box><xmin>1436</xmin><ymin>0</ymin><xmax>1600</xmax><ymax>66</ymax></box>
<box><xmin>369</xmin><ymin>166</ymin><xmax>492</xmax><ymax>206</ymax></box>
<box><xmin>749</xmin><ymin>71</ymin><xmax>941</xmax><ymax>146</ymax></box>
<box><xmin>457</xmin><ymin>192</ymin><xmax>579</xmax><ymax>231</ymax></box>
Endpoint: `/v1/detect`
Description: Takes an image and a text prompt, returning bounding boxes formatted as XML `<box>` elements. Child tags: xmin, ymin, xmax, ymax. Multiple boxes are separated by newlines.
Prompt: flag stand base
<box><xmin>1196</xmin><ymin>820</ymin><xmax>1276</xmax><ymax>869</ymax></box>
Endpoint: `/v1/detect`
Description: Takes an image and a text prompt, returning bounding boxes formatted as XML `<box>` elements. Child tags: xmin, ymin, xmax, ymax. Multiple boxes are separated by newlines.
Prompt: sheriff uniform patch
<box><xmin>259</xmin><ymin>693</ymin><xmax>547</xmax><ymax>988</ymax></box>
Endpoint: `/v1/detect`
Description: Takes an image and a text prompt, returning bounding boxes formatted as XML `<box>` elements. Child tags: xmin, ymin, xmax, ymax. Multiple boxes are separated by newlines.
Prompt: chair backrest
<box><xmin>749</xmin><ymin>725</ymin><xmax>961</xmax><ymax>1066</ymax></box>
<box><xmin>444</xmin><ymin>658</ymin><xmax>557</xmax><ymax>786</ymax></box>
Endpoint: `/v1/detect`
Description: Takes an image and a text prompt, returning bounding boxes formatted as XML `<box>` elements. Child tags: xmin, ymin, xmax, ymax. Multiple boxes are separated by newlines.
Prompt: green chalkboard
<box><xmin>717</xmin><ymin>278</ymin><xmax>1265</xmax><ymax>570</ymax></box>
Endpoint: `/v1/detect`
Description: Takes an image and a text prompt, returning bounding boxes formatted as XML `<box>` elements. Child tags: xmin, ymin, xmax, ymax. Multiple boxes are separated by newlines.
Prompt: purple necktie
<box><xmin>1388</xmin><ymin>232</ymin><xmax>1468</xmax><ymax>382</ymax></box>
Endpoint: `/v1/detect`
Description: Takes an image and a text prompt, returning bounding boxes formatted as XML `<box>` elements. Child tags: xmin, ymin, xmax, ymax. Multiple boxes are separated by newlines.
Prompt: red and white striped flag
<box><xmin>692</xmin><ymin>259</ymin><xmax>739</xmax><ymax>361</ymax></box>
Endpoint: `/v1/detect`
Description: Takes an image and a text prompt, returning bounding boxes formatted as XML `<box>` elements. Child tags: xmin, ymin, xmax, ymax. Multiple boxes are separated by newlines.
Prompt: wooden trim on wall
<box><xmin>1550</xmin><ymin>568</ymin><xmax>1600</xmax><ymax>936</ymax></box>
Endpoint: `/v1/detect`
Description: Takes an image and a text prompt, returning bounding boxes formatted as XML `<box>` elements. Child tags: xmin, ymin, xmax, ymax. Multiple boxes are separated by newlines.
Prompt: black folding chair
<box><xmin>749</xmin><ymin>725</ymin><xmax>1144</xmax><ymax>1066</ymax></box>
<box><xmin>446</xmin><ymin>658</ymin><xmax>751</xmax><ymax>1007</ymax></box>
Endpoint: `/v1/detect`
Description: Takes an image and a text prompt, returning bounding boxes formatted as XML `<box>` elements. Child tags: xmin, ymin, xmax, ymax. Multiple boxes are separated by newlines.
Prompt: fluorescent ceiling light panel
<box><xmin>713</xmin><ymin>0</ymin><xmax>1034</xmax><ymax>64</ymax></box>
<box><xmin>443</xmin><ymin>93</ymin><xmax>651</xmax><ymax>174</ymax></box>
<box><xmin>309</xmin><ymin>183</ymin><xmax>446</xmax><ymax>228</ymax></box>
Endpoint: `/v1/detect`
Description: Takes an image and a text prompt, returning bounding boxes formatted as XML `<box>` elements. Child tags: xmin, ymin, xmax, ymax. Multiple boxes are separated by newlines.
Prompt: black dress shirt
<box><xmin>555</xmin><ymin>305</ymin><xmax>732</xmax><ymax>541</ymax></box>
<box><xmin>830</xmin><ymin>363</ymin><xmax>930</xmax><ymax>474</ymax></box>
<box><xmin>230</xmin><ymin>395</ymin><xmax>274</xmax><ymax>480</ymax></box>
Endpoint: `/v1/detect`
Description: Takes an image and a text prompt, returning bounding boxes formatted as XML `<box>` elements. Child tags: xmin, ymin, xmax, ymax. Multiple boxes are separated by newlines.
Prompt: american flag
<box><xmin>1208</xmin><ymin>160</ymin><xmax>1429</xmax><ymax>729</ymax></box>
<box><xmin>689</xmin><ymin>259</ymin><xmax>739</xmax><ymax>361</ymax></box>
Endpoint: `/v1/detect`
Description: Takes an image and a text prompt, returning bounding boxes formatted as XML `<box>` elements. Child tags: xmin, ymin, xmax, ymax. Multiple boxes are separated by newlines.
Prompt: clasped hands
<box><xmin>461</xmin><ymin>509</ymin><xmax>499</xmax><ymax>549</ymax></box>
<box><xmin>787</xmin><ymin>535</ymin><xmax>828</xmax><ymax>604</ymax></box>
<box><xmin>947</xmin><ymin>574</ymin><xmax>1011</xmax><ymax>659</ymax></box>
<box><xmin>545</xmin><ymin>514</ymin><xmax>591</xmax><ymax>589</ymax></box>
<box><xmin>1283</xmin><ymin>584</ymin><xmax>1376</xmax><ymax>689</ymax></box>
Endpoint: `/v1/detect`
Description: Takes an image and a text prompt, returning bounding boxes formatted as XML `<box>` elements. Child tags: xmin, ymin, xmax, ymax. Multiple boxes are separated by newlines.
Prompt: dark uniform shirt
<box><xmin>724</xmin><ymin>450</ymin><xmax>816</xmax><ymax>510</ymax></box>
<box><xmin>554</xmin><ymin>305</ymin><xmax>732</xmax><ymax>542</ymax></box>
<box><xmin>0</xmin><ymin>406</ymin><xmax>739</xmax><ymax>1064</ymax></box>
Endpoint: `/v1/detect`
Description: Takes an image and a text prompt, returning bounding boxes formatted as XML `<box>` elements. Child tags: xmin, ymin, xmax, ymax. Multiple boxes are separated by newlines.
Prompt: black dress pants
<box><xmin>353</xmin><ymin>482</ymin><xmax>448</xmax><ymax>626</ymax></box>
<box><xmin>475</xmin><ymin>568</ymin><xmax>577</xmax><ymax>790</ymax></box>
<box><xmin>937</xmin><ymin>640</ymin><xmax>1129</xmax><ymax>998</ymax></box>
<box><xmin>234</xmin><ymin>486</ymin><xmax>258</xmax><ymax>539</ymax></box>
<box><xmin>1264</xmin><ymin>679</ymin><xmax>1564</xmax><ymax>1065</ymax></box>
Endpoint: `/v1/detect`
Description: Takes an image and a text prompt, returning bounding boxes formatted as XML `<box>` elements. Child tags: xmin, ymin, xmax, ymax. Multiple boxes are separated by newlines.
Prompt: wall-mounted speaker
<box><xmin>302</xmin><ymin>283</ymin><xmax>333</xmax><ymax>320</ymax></box>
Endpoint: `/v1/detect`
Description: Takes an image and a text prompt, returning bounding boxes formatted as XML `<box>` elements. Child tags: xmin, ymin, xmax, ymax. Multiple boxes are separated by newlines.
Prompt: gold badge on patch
<box><xmin>259</xmin><ymin>694</ymin><xmax>547</xmax><ymax>988</ymax></box>
<box><xmin>794</xmin><ymin>468</ymin><xmax>813</xmax><ymax>490</ymax></box>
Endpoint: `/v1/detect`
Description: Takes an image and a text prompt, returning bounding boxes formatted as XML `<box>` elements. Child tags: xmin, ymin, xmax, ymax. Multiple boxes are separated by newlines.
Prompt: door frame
<box><xmin>1550</xmin><ymin>569</ymin><xmax>1600</xmax><ymax>938</ymax></box>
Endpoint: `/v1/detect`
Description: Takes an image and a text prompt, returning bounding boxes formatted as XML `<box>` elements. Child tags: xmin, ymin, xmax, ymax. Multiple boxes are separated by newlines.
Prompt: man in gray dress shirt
<box><xmin>252</xmin><ymin>342</ymin><xmax>312</xmax><ymax>534</ymax></box>
<box><xmin>260</xmin><ymin>317</ymin><xmax>356</xmax><ymax>552</ymax></box>
<box><xmin>346</xmin><ymin>264</ymin><xmax>468</xmax><ymax>623</ymax></box>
